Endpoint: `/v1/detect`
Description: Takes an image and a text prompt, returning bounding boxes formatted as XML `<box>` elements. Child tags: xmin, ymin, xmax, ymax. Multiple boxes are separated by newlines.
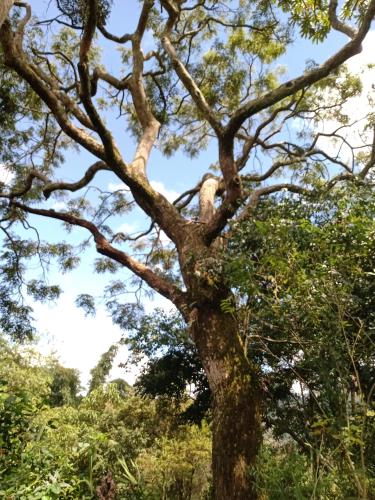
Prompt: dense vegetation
<box><xmin>0</xmin><ymin>338</ymin><xmax>212</xmax><ymax>499</ymax></box>
<box><xmin>1</xmin><ymin>186</ymin><xmax>374</xmax><ymax>498</ymax></box>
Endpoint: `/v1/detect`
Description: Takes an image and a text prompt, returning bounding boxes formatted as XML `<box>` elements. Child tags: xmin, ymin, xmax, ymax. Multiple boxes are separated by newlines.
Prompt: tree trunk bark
<box><xmin>191</xmin><ymin>302</ymin><xmax>262</xmax><ymax>500</ymax></box>
<box><xmin>0</xmin><ymin>0</ymin><xmax>15</xmax><ymax>28</ymax></box>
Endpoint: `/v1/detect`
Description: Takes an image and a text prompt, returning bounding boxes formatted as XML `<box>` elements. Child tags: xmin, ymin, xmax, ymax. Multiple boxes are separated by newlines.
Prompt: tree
<box><xmin>128</xmin><ymin>186</ymin><xmax>375</xmax><ymax>496</ymax></box>
<box><xmin>89</xmin><ymin>343</ymin><xmax>120</xmax><ymax>393</ymax></box>
<box><xmin>0</xmin><ymin>1</ymin><xmax>375</xmax><ymax>497</ymax></box>
<box><xmin>0</xmin><ymin>337</ymin><xmax>52</xmax><ymax>478</ymax></box>
<box><xmin>130</xmin><ymin>310</ymin><xmax>210</xmax><ymax>423</ymax></box>
<box><xmin>47</xmin><ymin>360</ymin><xmax>81</xmax><ymax>407</ymax></box>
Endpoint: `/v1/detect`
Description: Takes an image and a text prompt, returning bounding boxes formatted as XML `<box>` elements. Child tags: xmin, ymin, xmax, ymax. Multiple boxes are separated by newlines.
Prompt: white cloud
<box><xmin>0</xmin><ymin>164</ymin><xmax>14</xmax><ymax>185</ymax></box>
<box><xmin>34</xmin><ymin>289</ymin><xmax>174</xmax><ymax>389</ymax></box>
<box><xmin>143</xmin><ymin>294</ymin><xmax>174</xmax><ymax>313</ymax></box>
<box><xmin>116</xmin><ymin>222</ymin><xmax>138</xmax><ymax>235</ymax></box>
<box><xmin>158</xmin><ymin>230</ymin><xmax>171</xmax><ymax>244</ymax></box>
<box><xmin>34</xmin><ymin>295</ymin><xmax>131</xmax><ymax>388</ymax></box>
<box><xmin>109</xmin><ymin>349</ymin><xmax>146</xmax><ymax>385</ymax></box>
<box><xmin>52</xmin><ymin>201</ymin><xmax>67</xmax><ymax>211</ymax></box>
<box><xmin>109</xmin><ymin>179</ymin><xmax>180</xmax><ymax>203</ymax></box>
<box><xmin>315</xmin><ymin>31</ymin><xmax>375</xmax><ymax>165</ymax></box>
<box><xmin>345</xmin><ymin>30</ymin><xmax>374</xmax><ymax>107</ymax></box>
<box><xmin>150</xmin><ymin>180</ymin><xmax>180</xmax><ymax>202</ymax></box>
<box><xmin>108</xmin><ymin>181</ymin><xmax>127</xmax><ymax>192</ymax></box>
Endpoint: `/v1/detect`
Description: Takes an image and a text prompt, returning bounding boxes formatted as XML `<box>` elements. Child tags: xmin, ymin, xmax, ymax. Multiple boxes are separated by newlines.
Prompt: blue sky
<box><xmin>2</xmin><ymin>0</ymin><xmax>374</xmax><ymax>387</ymax></box>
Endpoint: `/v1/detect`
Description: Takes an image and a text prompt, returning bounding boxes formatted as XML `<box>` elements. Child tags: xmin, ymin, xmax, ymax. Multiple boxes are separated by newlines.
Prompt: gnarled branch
<box><xmin>11</xmin><ymin>201</ymin><xmax>188</xmax><ymax>313</ymax></box>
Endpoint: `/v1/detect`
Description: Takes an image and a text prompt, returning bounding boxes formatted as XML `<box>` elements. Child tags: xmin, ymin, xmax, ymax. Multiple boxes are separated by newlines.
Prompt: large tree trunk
<box><xmin>191</xmin><ymin>302</ymin><xmax>262</xmax><ymax>500</ymax></box>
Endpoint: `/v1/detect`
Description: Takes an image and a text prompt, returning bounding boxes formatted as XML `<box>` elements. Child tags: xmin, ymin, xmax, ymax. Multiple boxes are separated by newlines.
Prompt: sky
<box><xmin>1</xmin><ymin>1</ymin><xmax>374</xmax><ymax>388</ymax></box>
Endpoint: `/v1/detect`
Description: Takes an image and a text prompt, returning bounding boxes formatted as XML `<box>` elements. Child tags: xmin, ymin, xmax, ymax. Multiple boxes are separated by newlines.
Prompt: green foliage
<box><xmin>109</xmin><ymin>185</ymin><xmax>375</xmax><ymax>496</ymax></box>
<box><xmin>0</xmin><ymin>283</ymin><xmax>35</xmax><ymax>341</ymax></box>
<box><xmin>0</xmin><ymin>0</ymin><xmax>374</xmax><ymax>496</ymax></box>
<box><xmin>75</xmin><ymin>293</ymin><xmax>96</xmax><ymax>317</ymax></box>
<box><xmin>126</xmin><ymin>309</ymin><xmax>188</xmax><ymax>360</ymax></box>
<box><xmin>0</xmin><ymin>237</ymin><xmax>81</xmax><ymax>342</ymax></box>
<box><xmin>47</xmin><ymin>361</ymin><xmax>81</xmax><ymax>407</ymax></box>
<box><xmin>56</xmin><ymin>0</ymin><xmax>113</xmax><ymax>26</ymax></box>
<box><xmin>0</xmin><ymin>0</ymin><xmax>371</xmax><ymax>343</ymax></box>
<box><xmin>227</xmin><ymin>185</ymin><xmax>375</xmax><ymax>497</ymax></box>
<box><xmin>89</xmin><ymin>343</ymin><xmax>119</xmax><ymax>393</ymax></box>
<box><xmin>135</xmin><ymin>346</ymin><xmax>210</xmax><ymax>424</ymax></box>
<box><xmin>0</xmin><ymin>340</ymin><xmax>212</xmax><ymax>499</ymax></box>
<box><xmin>135</xmin><ymin>422</ymin><xmax>212</xmax><ymax>500</ymax></box>
<box><xmin>0</xmin><ymin>55</ymin><xmax>44</xmax><ymax>166</ymax></box>
<box><xmin>254</xmin><ymin>444</ymin><xmax>345</xmax><ymax>499</ymax></box>
<box><xmin>125</xmin><ymin>309</ymin><xmax>210</xmax><ymax>422</ymax></box>
<box><xmin>0</xmin><ymin>339</ymin><xmax>52</xmax><ymax>484</ymax></box>
<box><xmin>26</xmin><ymin>280</ymin><xmax>61</xmax><ymax>303</ymax></box>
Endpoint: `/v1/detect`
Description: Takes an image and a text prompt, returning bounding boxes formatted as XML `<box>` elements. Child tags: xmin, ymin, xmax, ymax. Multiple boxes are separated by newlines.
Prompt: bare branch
<box><xmin>199</xmin><ymin>174</ymin><xmax>221</xmax><ymax>222</ymax></box>
<box><xmin>14</xmin><ymin>1</ymin><xmax>31</xmax><ymax>45</ymax></box>
<box><xmin>5</xmin><ymin>171</ymin><xmax>49</xmax><ymax>199</ymax></box>
<box><xmin>0</xmin><ymin>162</ymin><xmax>110</xmax><ymax>204</ymax></box>
<box><xmin>77</xmin><ymin>0</ymin><xmax>125</xmax><ymax>168</ymax></box>
<box><xmin>98</xmin><ymin>24</ymin><xmax>133</xmax><ymax>44</ymax></box>
<box><xmin>205</xmin><ymin>16</ymin><xmax>276</xmax><ymax>32</ymax></box>
<box><xmin>235</xmin><ymin>97</ymin><xmax>300</xmax><ymax>169</ymax></box>
<box><xmin>328</xmin><ymin>0</ymin><xmax>357</xmax><ymax>39</ymax></box>
<box><xmin>173</xmin><ymin>186</ymin><xmax>200</xmax><ymax>209</ymax></box>
<box><xmin>42</xmin><ymin>161</ymin><xmax>110</xmax><ymax>198</ymax></box>
<box><xmin>92</xmin><ymin>67</ymin><xmax>131</xmax><ymax>91</ymax></box>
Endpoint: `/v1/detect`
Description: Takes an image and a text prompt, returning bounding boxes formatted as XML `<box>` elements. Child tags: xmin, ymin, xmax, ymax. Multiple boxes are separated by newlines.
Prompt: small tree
<box><xmin>1</xmin><ymin>1</ymin><xmax>375</xmax><ymax>497</ymax></box>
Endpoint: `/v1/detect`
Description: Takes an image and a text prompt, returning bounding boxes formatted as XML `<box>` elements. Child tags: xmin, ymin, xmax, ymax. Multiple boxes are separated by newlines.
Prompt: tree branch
<box><xmin>359</xmin><ymin>126</ymin><xmax>375</xmax><ymax>179</ymax></box>
<box><xmin>0</xmin><ymin>3</ymin><xmax>189</xmax><ymax>247</ymax></box>
<box><xmin>77</xmin><ymin>0</ymin><xmax>124</xmax><ymax>168</ymax></box>
<box><xmin>0</xmin><ymin>21</ymin><xmax>105</xmax><ymax>159</ymax></box>
<box><xmin>199</xmin><ymin>174</ymin><xmax>221</xmax><ymax>222</ymax></box>
<box><xmin>11</xmin><ymin>201</ymin><xmax>188</xmax><ymax>312</ymax></box>
<box><xmin>41</xmin><ymin>161</ymin><xmax>110</xmax><ymax>198</ymax></box>
<box><xmin>328</xmin><ymin>0</ymin><xmax>357</xmax><ymax>39</ymax></box>
<box><xmin>98</xmin><ymin>24</ymin><xmax>133</xmax><ymax>44</ymax></box>
<box><xmin>161</xmin><ymin>0</ymin><xmax>223</xmax><ymax>136</ymax></box>
<box><xmin>224</xmin><ymin>0</ymin><xmax>375</xmax><ymax>139</ymax></box>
